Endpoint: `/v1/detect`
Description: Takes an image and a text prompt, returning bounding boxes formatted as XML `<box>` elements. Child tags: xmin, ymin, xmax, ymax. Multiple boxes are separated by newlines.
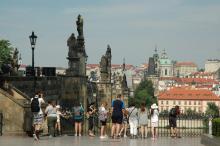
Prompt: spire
<box><xmin>161</xmin><ymin>48</ymin><xmax>168</xmax><ymax>59</ymax></box>
<box><xmin>18</xmin><ymin>53</ymin><xmax>22</xmax><ymax>65</ymax></box>
<box><xmin>154</xmin><ymin>44</ymin><xmax>158</xmax><ymax>53</ymax></box>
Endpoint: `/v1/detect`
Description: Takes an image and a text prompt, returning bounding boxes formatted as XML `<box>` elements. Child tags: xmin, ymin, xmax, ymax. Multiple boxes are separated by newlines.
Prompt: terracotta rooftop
<box><xmin>190</xmin><ymin>72</ymin><xmax>214</xmax><ymax>76</ymax></box>
<box><xmin>86</xmin><ymin>64</ymin><xmax>135</xmax><ymax>69</ymax></box>
<box><xmin>160</xmin><ymin>77</ymin><xmax>218</xmax><ymax>84</ymax></box>
<box><xmin>158</xmin><ymin>87</ymin><xmax>220</xmax><ymax>100</ymax></box>
<box><xmin>176</xmin><ymin>78</ymin><xmax>218</xmax><ymax>84</ymax></box>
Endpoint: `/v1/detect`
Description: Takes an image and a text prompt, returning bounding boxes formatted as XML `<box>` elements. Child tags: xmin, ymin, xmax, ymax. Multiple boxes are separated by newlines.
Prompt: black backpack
<box><xmin>170</xmin><ymin>108</ymin><xmax>176</xmax><ymax>116</ymax></box>
<box><xmin>31</xmin><ymin>98</ymin><xmax>40</xmax><ymax>113</ymax></box>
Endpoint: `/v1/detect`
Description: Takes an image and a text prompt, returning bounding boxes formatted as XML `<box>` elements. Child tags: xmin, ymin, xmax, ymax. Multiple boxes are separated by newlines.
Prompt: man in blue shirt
<box><xmin>111</xmin><ymin>94</ymin><xmax>125</xmax><ymax>138</ymax></box>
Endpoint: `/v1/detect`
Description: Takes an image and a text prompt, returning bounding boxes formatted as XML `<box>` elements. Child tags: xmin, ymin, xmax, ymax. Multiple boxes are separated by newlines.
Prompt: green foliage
<box><xmin>0</xmin><ymin>40</ymin><xmax>13</xmax><ymax>64</ymax></box>
<box><xmin>185</xmin><ymin>108</ymin><xmax>198</xmax><ymax>115</ymax></box>
<box><xmin>205</xmin><ymin>102</ymin><xmax>219</xmax><ymax>118</ymax></box>
<box><xmin>131</xmin><ymin>79</ymin><xmax>157</xmax><ymax>108</ymax></box>
<box><xmin>212</xmin><ymin>118</ymin><xmax>220</xmax><ymax>136</ymax></box>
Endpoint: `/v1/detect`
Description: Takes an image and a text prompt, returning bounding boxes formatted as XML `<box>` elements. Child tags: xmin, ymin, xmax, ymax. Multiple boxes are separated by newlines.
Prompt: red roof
<box><xmin>159</xmin><ymin>77</ymin><xmax>218</xmax><ymax>84</ymax></box>
<box><xmin>175</xmin><ymin>62</ymin><xmax>197</xmax><ymax>67</ymax></box>
<box><xmin>190</xmin><ymin>72</ymin><xmax>214</xmax><ymax>76</ymax></box>
<box><xmin>87</xmin><ymin>64</ymin><xmax>99</xmax><ymax>68</ymax></box>
<box><xmin>158</xmin><ymin>87</ymin><xmax>220</xmax><ymax>100</ymax></box>
<box><xmin>87</xmin><ymin>64</ymin><xmax>135</xmax><ymax>70</ymax></box>
<box><xmin>175</xmin><ymin>78</ymin><xmax>218</xmax><ymax>84</ymax></box>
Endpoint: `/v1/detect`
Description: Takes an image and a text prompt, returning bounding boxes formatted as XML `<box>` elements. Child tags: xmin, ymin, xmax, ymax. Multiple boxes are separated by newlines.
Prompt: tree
<box><xmin>0</xmin><ymin>40</ymin><xmax>13</xmax><ymax>74</ymax></box>
<box><xmin>0</xmin><ymin>40</ymin><xmax>13</xmax><ymax>64</ymax></box>
<box><xmin>205</xmin><ymin>102</ymin><xmax>219</xmax><ymax>118</ymax></box>
<box><xmin>130</xmin><ymin>79</ymin><xmax>157</xmax><ymax>108</ymax></box>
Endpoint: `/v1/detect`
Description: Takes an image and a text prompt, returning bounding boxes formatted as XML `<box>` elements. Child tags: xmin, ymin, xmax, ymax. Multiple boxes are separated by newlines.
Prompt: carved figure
<box><xmin>100</xmin><ymin>55</ymin><xmax>108</xmax><ymax>73</ymax></box>
<box><xmin>76</xmin><ymin>14</ymin><xmax>83</xmax><ymax>37</ymax></box>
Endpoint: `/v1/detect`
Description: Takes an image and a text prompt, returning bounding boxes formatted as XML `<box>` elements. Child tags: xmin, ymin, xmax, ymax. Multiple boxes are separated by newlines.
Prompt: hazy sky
<box><xmin>0</xmin><ymin>0</ymin><xmax>220</xmax><ymax>68</ymax></box>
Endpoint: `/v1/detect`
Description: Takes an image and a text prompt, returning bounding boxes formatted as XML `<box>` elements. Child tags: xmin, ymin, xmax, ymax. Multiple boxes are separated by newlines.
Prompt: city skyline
<box><xmin>0</xmin><ymin>0</ymin><xmax>220</xmax><ymax>68</ymax></box>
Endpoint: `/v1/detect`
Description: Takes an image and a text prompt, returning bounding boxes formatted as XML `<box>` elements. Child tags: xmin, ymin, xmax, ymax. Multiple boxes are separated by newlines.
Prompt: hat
<box><xmin>151</xmin><ymin>103</ymin><xmax>158</xmax><ymax>109</ymax></box>
<box><xmin>56</xmin><ymin>105</ymin><xmax>61</xmax><ymax>109</ymax></box>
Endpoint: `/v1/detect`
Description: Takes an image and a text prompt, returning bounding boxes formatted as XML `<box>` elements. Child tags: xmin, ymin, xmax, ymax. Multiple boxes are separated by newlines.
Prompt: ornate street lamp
<box><xmin>29</xmin><ymin>31</ymin><xmax>37</xmax><ymax>76</ymax></box>
<box><xmin>29</xmin><ymin>31</ymin><xmax>37</xmax><ymax>94</ymax></box>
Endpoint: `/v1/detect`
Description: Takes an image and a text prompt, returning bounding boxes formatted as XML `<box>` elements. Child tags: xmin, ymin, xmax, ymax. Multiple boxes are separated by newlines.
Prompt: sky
<box><xmin>0</xmin><ymin>0</ymin><xmax>220</xmax><ymax>68</ymax></box>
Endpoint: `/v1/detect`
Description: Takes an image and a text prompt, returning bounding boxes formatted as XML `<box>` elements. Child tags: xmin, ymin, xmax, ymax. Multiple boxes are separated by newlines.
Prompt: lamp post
<box><xmin>29</xmin><ymin>31</ymin><xmax>37</xmax><ymax>94</ymax></box>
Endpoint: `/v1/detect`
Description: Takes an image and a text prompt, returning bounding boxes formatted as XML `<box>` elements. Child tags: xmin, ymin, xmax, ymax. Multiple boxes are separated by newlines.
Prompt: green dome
<box><xmin>159</xmin><ymin>58</ymin><xmax>172</xmax><ymax>65</ymax></box>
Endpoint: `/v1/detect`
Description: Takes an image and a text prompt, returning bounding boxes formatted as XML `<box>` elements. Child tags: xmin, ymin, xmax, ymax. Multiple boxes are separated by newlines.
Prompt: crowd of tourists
<box><xmin>31</xmin><ymin>92</ymin><xmax>180</xmax><ymax>141</ymax></box>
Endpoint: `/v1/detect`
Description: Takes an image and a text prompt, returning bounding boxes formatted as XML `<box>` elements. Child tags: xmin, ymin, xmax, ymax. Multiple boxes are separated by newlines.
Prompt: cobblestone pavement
<box><xmin>0</xmin><ymin>136</ymin><xmax>205</xmax><ymax>146</ymax></box>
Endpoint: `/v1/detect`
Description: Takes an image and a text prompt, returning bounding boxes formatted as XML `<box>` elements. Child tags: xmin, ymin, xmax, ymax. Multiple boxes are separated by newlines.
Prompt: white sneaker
<box><xmin>33</xmin><ymin>134</ymin><xmax>38</xmax><ymax>141</ymax></box>
<box><xmin>100</xmin><ymin>136</ymin><xmax>105</xmax><ymax>139</ymax></box>
<box><xmin>78</xmin><ymin>134</ymin><xmax>81</xmax><ymax>137</ymax></box>
<box><xmin>124</xmin><ymin>135</ymin><xmax>127</xmax><ymax>138</ymax></box>
<box><xmin>75</xmin><ymin>134</ymin><xmax>77</xmax><ymax>137</ymax></box>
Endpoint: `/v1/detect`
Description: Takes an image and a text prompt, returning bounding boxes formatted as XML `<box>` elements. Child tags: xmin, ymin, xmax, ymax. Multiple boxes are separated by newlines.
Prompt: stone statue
<box><xmin>105</xmin><ymin>45</ymin><xmax>112</xmax><ymax>60</ymax></box>
<box><xmin>76</xmin><ymin>14</ymin><xmax>83</xmax><ymax>38</ymax></box>
<box><xmin>67</xmin><ymin>33</ymin><xmax>77</xmax><ymax>57</ymax></box>
<box><xmin>100</xmin><ymin>55</ymin><xmax>108</xmax><ymax>73</ymax></box>
<box><xmin>67</xmin><ymin>33</ymin><xmax>76</xmax><ymax>48</ymax></box>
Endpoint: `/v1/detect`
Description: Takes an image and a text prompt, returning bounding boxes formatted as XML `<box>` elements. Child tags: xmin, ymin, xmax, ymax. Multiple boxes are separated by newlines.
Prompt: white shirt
<box><xmin>151</xmin><ymin>109</ymin><xmax>159</xmax><ymax>122</ymax></box>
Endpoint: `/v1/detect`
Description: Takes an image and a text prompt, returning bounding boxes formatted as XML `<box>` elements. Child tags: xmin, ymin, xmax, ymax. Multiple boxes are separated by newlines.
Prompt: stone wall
<box><xmin>0</xmin><ymin>89</ymin><xmax>27</xmax><ymax>135</ymax></box>
<box><xmin>0</xmin><ymin>76</ymin><xmax>61</xmax><ymax>101</ymax></box>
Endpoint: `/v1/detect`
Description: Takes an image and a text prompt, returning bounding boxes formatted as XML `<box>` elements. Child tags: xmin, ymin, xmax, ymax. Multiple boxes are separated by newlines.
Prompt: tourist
<box><xmin>127</xmin><ymin>100</ymin><xmax>138</xmax><ymax>139</ymax></box>
<box><xmin>73</xmin><ymin>102</ymin><xmax>84</xmax><ymax>136</ymax></box>
<box><xmin>55</xmin><ymin>105</ymin><xmax>62</xmax><ymax>136</ymax></box>
<box><xmin>119</xmin><ymin>112</ymin><xmax>128</xmax><ymax>138</ymax></box>
<box><xmin>87</xmin><ymin>102</ymin><xmax>96</xmax><ymax>137</ymax></box>
<box><xmin>98</xmin><ymin>101</ymin><xmax>108</xmax><ymax>139</ymax></box>
<box><xmin>138</xmin><ymin>102</ymin><xmax>149</xmax><ymax>138</ymax></box>
<box><xmin>150</xmin><ymin>103</ymin><xmax>159</xmax><ymax>140</ymax></box>
<box><xmin>111</xmin><ymin>94</ymin><xmax>125</xmax><ymax>139</ymax></box>
<box><xmin>169</xmin><ymin>105</ymin><xmax>180</xmax><ymax>138</ymax></box>
<box><xmin>31</xmin><ymin>91</ymin><xmax>45</xmax><ymax>141</ymax></box>
<box><xmin>45</xmin><ymin>100</ymin><xmax>57</xmax><ymax>138</ymax></box>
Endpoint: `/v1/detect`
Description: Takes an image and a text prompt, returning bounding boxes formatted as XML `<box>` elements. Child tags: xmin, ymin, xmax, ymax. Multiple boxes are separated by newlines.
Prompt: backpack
<box><xmin>170</xmin><ymin>108</ymin><xmax>176</xmax><ymax>116</ymax></box>
<box><xmin>31</xmin><ymin>98</ymin><xmax>40</xmax><ymax>113</ymax></box>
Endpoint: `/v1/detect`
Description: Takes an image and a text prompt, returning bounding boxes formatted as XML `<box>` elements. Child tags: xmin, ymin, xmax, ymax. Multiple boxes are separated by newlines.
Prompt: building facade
<box><xmin>158</xmin><ymin>87</ymin><xmax>220</xmax><ymax>113</ymax></box>
<box><xmin>174</xmin><ymin>62</ymin><xmax>197</xmax><ymax>77</ymax></box>
<box><xmin>205</xmin><ymin>59</ymin><xmax>220</xmax><ymax>73</ymax></box>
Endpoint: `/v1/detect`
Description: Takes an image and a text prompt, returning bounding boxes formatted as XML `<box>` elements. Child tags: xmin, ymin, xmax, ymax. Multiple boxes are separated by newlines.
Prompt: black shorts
<box><xmin>169</xmin><ymin>117</ymin><xmax>177</xmax><ymax>128</ymax></box>
<box><xmin>112</xmin><ymin>115</ymin><xmax>123</xmax><ymax>124</ymax></box>
<box><xmin>75</xmin><ymin>119</ymin><xmax>83</xmax><ymax>123</ymax></box>
<box><xmin>101</xmin><ymin>120</ymin><xmax>107</xmax><ymax>126</ymax></box>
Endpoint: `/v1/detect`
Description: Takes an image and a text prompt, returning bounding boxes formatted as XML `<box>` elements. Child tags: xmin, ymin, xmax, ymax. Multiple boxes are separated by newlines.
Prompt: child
<box><xmin>98</xmin><ymin>101</ymin><xmax>108</xmax><ymax>139</ymax></box>
<box><xmin>119</xmin><ymin>112</ymin><xmax>128</xmax><ymax>138</ymax></box>
<box><xmin>55</xmin><ymin>105</ymin><xmax>62</xmax><ymax>136</ymax></box>
<box><xmin>150</xmin><ymin>103</ymin><xmax>159</xmax><ymax>140</ymax></box>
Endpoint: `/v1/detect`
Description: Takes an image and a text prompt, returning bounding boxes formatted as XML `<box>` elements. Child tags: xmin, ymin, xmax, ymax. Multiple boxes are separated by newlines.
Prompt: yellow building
<box><xmin>158</xmin><ymin>87</ymin><xmax>220</xmax><ymax>113</ymax></box>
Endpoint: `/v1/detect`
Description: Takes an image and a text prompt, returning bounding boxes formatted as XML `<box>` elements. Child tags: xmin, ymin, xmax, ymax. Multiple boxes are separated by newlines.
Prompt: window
<box><xmin>184</xmin><ymin>101</ymin><xmax>187</xmax><ymax>105</ymax></box>
<box><xmin>178</xmin><ymin>100</ymin><xmax>181</xmax><ymax>105</ymax></box>
<box><xmin>161</xmin><ymin>100</ymin><xmax>163</xmax><ymax>105</ymax></box>
<box><xmin>189</xmin><ymin>101</ymin><xmax>191</xmax><ymax>105</ymax></box>
<box><xmin>194</xmin><ymin>101</ymin><xmax>196</xmax><ymax>105</ymax></box>
<box><xmin>165</xmin><ymin>69</ymin><xmax>168</xmax><ymax>75</ymax></box>
<box><xmin>166</xmin><ymin>100</ymin><xmax>169</xmax><ymax>105</ymax></box>
<box><xmin>173</xmin><ymin>100</ymin><xmax>176</xmax><ymax>105</ymax></box>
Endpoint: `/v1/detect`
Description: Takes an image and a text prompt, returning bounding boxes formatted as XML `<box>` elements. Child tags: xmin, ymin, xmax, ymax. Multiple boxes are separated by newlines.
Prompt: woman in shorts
<box><xmin>150</xmin><ymin>103</ymin><xmax>159</xmax><ymax>140</ymax></box>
